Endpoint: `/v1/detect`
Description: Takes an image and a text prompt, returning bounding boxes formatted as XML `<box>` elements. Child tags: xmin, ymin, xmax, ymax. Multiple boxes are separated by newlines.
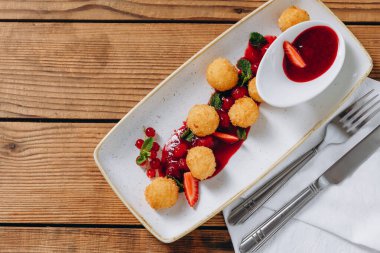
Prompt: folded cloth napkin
<box><xmin>223</xmin><ymin>78</ymin><xmax>380</xmax><ymax>253</ymax></box>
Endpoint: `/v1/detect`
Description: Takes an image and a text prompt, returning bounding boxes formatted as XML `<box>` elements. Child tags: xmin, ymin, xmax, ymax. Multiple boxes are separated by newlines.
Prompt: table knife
<box><xmin>240</xmin><ymin>124</ymin><xmax>380</xmax><ymax>253</ymax></box>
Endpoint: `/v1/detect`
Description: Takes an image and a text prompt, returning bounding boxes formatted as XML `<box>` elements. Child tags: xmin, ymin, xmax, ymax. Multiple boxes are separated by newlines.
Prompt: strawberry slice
<box><xmin>184</xmin><ymin>172</ymin><xmax>199</xmax><ymax>207</ymax></box>
<box><xmin>212</xmin><ymin>132</ymin><xmax>239</xmax><ymax>144</ymax></box>
<box><xmin>264</xmin><ymin>35</ymin><xmax>277</xmax><ymax>45</ymax></box>
<box><xmin>244</xmin><ymin>43</ymin><xmax>262</xmax><ymax>64</ymax></box>
<box><xmin>283</xmin><ymin>41</ymin><xmax>306</xmax><ymax>68</ymax></box>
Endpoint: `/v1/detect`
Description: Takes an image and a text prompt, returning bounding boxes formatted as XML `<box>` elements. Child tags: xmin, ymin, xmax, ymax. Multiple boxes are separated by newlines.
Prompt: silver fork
<box><xmin>228</xmin><ymin>89</ymin><xmax>380</xmax><ymax>225</ymax></box>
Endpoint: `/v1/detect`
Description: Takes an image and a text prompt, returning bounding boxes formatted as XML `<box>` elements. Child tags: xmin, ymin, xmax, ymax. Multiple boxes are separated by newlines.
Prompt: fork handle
<box><xmin>227</xmin><ymin>147</ymin><xmax>318</xmax><ymax>225</ymax></box>
<box><xmin>239</xmin><ymin>179</ymin><xmax>324</xmax><ymax>253</ymax></box>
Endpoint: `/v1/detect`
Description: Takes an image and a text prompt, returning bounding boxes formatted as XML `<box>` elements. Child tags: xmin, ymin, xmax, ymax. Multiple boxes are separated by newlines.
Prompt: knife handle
<box><xmin>239</xmin><ymin>179</ymin><xmax>324</xmax><ymax>253</ymax></box>
<box><xmin>228</xmin><ymin>147</ymin><xmax>318</xmax><ymax>225</ymax></box>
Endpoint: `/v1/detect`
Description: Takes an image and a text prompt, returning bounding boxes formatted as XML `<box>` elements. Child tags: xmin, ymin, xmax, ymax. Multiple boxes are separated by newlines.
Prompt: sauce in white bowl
<box><xmin>256</xmin><ymin>20</ymin><xmax>346</xmax><ymax>108</ymax></box>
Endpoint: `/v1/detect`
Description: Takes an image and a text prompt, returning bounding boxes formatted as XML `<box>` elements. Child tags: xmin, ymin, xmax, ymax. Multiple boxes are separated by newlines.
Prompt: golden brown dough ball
<box><xmin>186</xmin><ymin>146</ymin><xmax>216</xmax><ymax>180</ymax></box>
<box><xmin>278</xmin><ymin>6</ymin><xmax>310</xmax><ymax>32</ymax></box>
<box><xmin>206</xmin><ymin>58</ymin><xmax>238</xmax><ymax>91</ymax></box>
<box><xmin>228</xmin><ymin>97</ymin><xmax>259</xmax><ymax>128</ymax></box>
<box><xmin>145</xmin><ymin>177</ymin><xmax>179</xmax><ymax>210</ymax></box>
<box><xmin>187</xmin><ymin>104</ymin><xmax>219</xmax><ymax>137</ymax></box>
<box><xmin>248</xmin><ymin>77</ymin><xmax>264</xmax><ymax>103</ymax></box>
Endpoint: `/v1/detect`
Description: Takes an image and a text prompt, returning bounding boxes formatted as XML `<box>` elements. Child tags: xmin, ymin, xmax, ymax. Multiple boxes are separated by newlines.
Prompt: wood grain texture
<box><xmin>0</xmin><ymin>23</ymin><xmax>378</xmax><ymax>119</ymax></box>
<box><xmin>0</xmin><ymin>0</ymin><xmax>377</xmax><ymax>22</ymax></box>
<box><xmin>0</xmin><ymin>122</ymin><xmax>226</xmax><ymax>226</ymax></box>
<box><xmin>0</xmin><ymin>227</ymin><xmax>233</xmax><ymax>252</ymax></box>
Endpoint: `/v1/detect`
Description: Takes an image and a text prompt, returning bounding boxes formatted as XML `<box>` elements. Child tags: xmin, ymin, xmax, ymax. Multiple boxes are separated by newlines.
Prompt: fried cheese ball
<box><xmin>186</xmin><ymin>146</ymin><xmax>216</xmax><ymax>180</ymax></box>
<box><xmin>206</xmin><ymin>58</ymin><xmax>238</xmax><ymax>91</ymax></box>
<box><xmin>278</xmin><ymin>6</ymin><xmax>310</xmax><ymax>32</ymax></box>
<box><xmin>248</xmin><ymin>77</ymin><xmax>264</xmax><ymax>103</ymax></box>
<box><xmin>228</xmin><ymin>97</ymin><xmax>259</xmax><ymax>128</ymax></box>
<box><xmin>145</xmin><ymin>177</ymin><xmax>179</xmax><ymax>210</ymax></box>
<box><xmin>187</xmin><ymin>104</ymin><xmax>219</xmax><ymax>137</ymax></box>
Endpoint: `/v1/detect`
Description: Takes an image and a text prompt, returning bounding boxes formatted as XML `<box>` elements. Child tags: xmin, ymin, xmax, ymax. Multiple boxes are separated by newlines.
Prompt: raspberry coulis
<box><xmin>283</xmin><ymin>26</ymin><xmax>339</xmax><ymax>82</ymax></box>
<box><xmin>159</xmin><ymin>36</ymin><xmax>274</xmax><ymax>183</ymax></box>
<box><xmin>161</xmin><ymin>123</ymin><xmax>249</xmax><ymax>181</ymax></box>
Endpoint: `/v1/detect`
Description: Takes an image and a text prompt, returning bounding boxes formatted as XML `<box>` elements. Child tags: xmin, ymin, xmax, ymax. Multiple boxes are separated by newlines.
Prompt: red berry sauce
<box><xmin>138</xmin><ymin>33</ymin><xmax>274</xmax><ymax>184</ymax></box>
<box><xmin>161</xmin><ymin>123</ymin><xmax>250</xmax><ymax>181</ymax></box>
<box><xmin>283</xmin><ymin>26</ymin><xmax>339</xmax><ymax>82</ymax></box>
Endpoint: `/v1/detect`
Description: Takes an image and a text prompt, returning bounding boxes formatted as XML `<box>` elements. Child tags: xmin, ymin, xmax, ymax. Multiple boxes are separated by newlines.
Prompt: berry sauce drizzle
<box><xmin>161</xmin><ymin>123</ymin><xmax>250</xmax><ymax>181</ymax></box>
<box><xmin>159</xmin><ymin>35</ymin><xmax>274</xmax><ymax>184</ymax></box>
<box><xmin>283</xmin><ymin>26</ymin><xmax>339</xmax><ymax>82</ymax></box>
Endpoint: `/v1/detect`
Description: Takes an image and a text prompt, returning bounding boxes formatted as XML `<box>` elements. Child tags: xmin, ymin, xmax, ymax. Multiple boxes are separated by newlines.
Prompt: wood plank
<box><xmin>0</xmin><ymin>122</ymin><xmax>226</xmax><ymax>226</ymax></box>
<box><xmin>0</xmin><ymin>0</ymin><xmax>377</xmax><ymax>22</ymax></box>
<box><xmin>0</xmin><ymin>23</ymin><xmax>378</xmax><ymax>119</ymax></box>
<box><xmin>0</xmin><ymin>227</ymin><xmax>233</xmax><ymax>252</ymax></box>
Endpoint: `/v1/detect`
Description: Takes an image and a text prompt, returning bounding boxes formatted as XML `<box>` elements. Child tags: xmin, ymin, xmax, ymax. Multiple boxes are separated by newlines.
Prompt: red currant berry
<box><xmin>145</xmin><ymin>127</ymin><xmax>156</xmax><ymax>137</ymax></box>
<box><xmin>150</xmin><ymin>150</ymin><xmax>157</xmax><ymax>159</ymax></box>
<box><xmin>194</xmin><ymin>136</ymin><xmax>214</xmax><ymax>148</ymax></box>
<box><xmin>135</xmin><ymin>139</ymin><xmax>144</xmax><ymax>149</ymax></box>
<box><xmin>152</xmin><ymin>142</ymin><xmax>160</xmax><ymax>151</ymax></box>
<box><xmin>218</xmin><ymin>110</ymin><xmax>230</xmax><ymax>128</ymax></box>
<box><xmin>178</xmin><ymin>158</ymin><xmax>189</xmax><ymax>170</ymax></box>
<box><xmin>173</xmin><ymin>143</ymin><xmax>188</xmax><ymax>158</ymax></box>
<box><xmin>136</xmin><ymin>156</ymin><xmax>146</xmax><ymax>166</ymax></box>
<box><xmin>146</xmin><ymin>168</ymin><xmax>156</xmax><ymax>178</ymax></box>
<box><xmin>150</xmin><ymin>158</ymin><xmax>161</xmax><ymax>170</ymax></box>
<box><xmin>222</xmin><ymin>97</ymin><xmax>235</xmax><ymax>111</ymax></box>
<box><xmin>231</xmin><ymin>87</ymin><xmax>248</xmax><ymax>100</ymax></box>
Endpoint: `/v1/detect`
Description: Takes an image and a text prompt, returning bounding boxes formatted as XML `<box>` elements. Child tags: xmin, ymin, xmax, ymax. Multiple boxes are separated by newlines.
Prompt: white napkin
<box><xmin>223</xmin><ymin>78</ymin><xmax>380</xmax><ymax>253</ymax></box>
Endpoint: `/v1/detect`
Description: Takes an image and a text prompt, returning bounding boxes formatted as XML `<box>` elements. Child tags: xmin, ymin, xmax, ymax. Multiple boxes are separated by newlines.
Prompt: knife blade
<box><xmin>320</xmin><ymin>124</ymin><xmax>380</xmax><ymax>185</ymax></box>
<box><xmin>240</xmin><ymin>124</ymin><xmax>380</xmax><ymax>253</ymax></box>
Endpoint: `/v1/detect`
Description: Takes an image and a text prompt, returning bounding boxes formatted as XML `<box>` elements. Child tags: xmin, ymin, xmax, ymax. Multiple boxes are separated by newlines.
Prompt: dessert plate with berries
<box><xmin>94</xmin><ymin>0</ymin><xmax>372</xmax><ymax>243</ymax></box>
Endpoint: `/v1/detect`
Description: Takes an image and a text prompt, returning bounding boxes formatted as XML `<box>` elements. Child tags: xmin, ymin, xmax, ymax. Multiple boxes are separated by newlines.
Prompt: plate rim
<box><xmin>93</xmin><ymin>0</ymin><xmax>373</xmax><ymax>243</ymax></box>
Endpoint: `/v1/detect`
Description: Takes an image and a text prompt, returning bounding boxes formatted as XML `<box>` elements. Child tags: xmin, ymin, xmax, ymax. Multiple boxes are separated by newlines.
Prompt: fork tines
<box><xmin>338</xmin><ymin>89</ymin><xmax>380</xmax><ymax>133</ymax></box>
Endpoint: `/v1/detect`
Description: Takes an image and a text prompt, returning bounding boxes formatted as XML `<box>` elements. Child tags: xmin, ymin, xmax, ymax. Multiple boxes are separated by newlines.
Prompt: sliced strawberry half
<box><xmin>212</xmin><ymin>132</ymin><xmax>239</xmax><ymax>144</ymax></box>
<box><xmin>283</xmin><ymin>41</ymin><xmax>306</xmax><ymax>68</ymax></box>
<box><xmin>264</xmin><ymin>35</ymin><xmax>277</xmax><ymax>45</ymax></box>
<box><xmin>244</xmin><ymin>43</ymin><xmax>261</xmax><ymax>64</ymax></box>
<box><xmin>184</xmin><ymin>172</ymin><xmax>199</xmax><ymax>207</ymax></box>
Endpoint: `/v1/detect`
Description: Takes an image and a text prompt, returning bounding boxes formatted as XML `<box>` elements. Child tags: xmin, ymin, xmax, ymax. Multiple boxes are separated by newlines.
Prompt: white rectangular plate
<box><xmin>94</xmin><ymin>0</ymin><xmax>372</xmax><ymax>243</ymax></box>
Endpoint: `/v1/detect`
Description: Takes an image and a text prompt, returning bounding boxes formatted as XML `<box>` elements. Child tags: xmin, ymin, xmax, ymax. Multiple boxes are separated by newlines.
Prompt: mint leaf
<box><xmin>237</xmin><ymin>59</ymin><xmax>252</xmax><ymax>86</ymax></box>
<box><xmin>237</xmin><ymin>127</ymin><xmax>247</xmax><ymax>140</ymax></box>
<box><xmin>185</xmin><ymin>132</ymin><xmax>195</xmax><ymax>142</ymax></box>
<box><xmin>180</xmin><ymin>128</ymin><xmax>191</xmax><ymax>139</ymax></box>
<box><xmin>180</xmin><ymin>128</ymin><xmax>195</xmax><ymax>142</ymax></box>
<box><xmin>136</xmin><ymin>155</ymin><xmax>147</xmax><ymax>165</ymax></box>
<box><xmin>167</xmin><ymin>176</ymin><xmax>184</xmax><ymax>192</ymax></box>
<box><xmin>140</xmin><ymin>150</ymin><xmax>150</xmax><ymax>157</ymax></box>
<box><xmin>141</xmin><ymin>137</ymin><xmax>154</xmax><ymax>152</ymax></box>
<box><xmin>138</xmin><ymin>137</ymin><xmax>153</xmax><ymax>164</ymax></box>
<box><xmin>249</xmin><ymin>32</ymin><xmax>266</xmax><ymax>48</ymax></box>
<box><xmin>210</xmin><ymin>93</ymin><xmax>222</xmax><ymax>110</ymax></box>
<box><xmin>237</xmin><ymin>59</ymin><xmax>252</xmax><ymax>78</ymax></box>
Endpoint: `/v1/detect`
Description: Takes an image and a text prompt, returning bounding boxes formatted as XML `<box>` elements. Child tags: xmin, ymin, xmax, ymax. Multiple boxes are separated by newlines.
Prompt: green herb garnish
<box><xmin>249</xmin><ymin>32</ymin><xmax>267</xmax><ymax>48</ymax></box>
<box><xmin>237</xmin><ymin>59</ymin><xmax>252</xmax><ymax>86</ymax></box>
<box><xmin>210</xmin><ymin>92</ymin><xmax>222</xmax><ymax>110</ymax></box>
<box><xmin>136</xmin><ymin>155</ymin><xmax>147</xmax><ymax>165</ymax></box>
<box><xmin>136</xmin><ymin>137</ymin><xmax>154</xmax><ymax>165</ymax></box>
<box><xmin>167</xmin><ymin>176</ymin><xmax>184</xmax><ymax>192</ymax></box>
<box><xmin>180</xmin><ymin>128</ymin><xmax>195</xmax><ymax>142</ymax></box>
<box><xmin>237</xmin><ymin>127</ymin><xmax>247</xmax><ymax>140</ymax></box>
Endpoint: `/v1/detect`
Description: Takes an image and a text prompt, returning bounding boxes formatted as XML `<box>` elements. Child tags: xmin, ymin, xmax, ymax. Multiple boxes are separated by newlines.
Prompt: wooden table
<box><xmin>0</xmin><ymin>1</ymin><xmax>378</xmax><ymax>252</ymax></box>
